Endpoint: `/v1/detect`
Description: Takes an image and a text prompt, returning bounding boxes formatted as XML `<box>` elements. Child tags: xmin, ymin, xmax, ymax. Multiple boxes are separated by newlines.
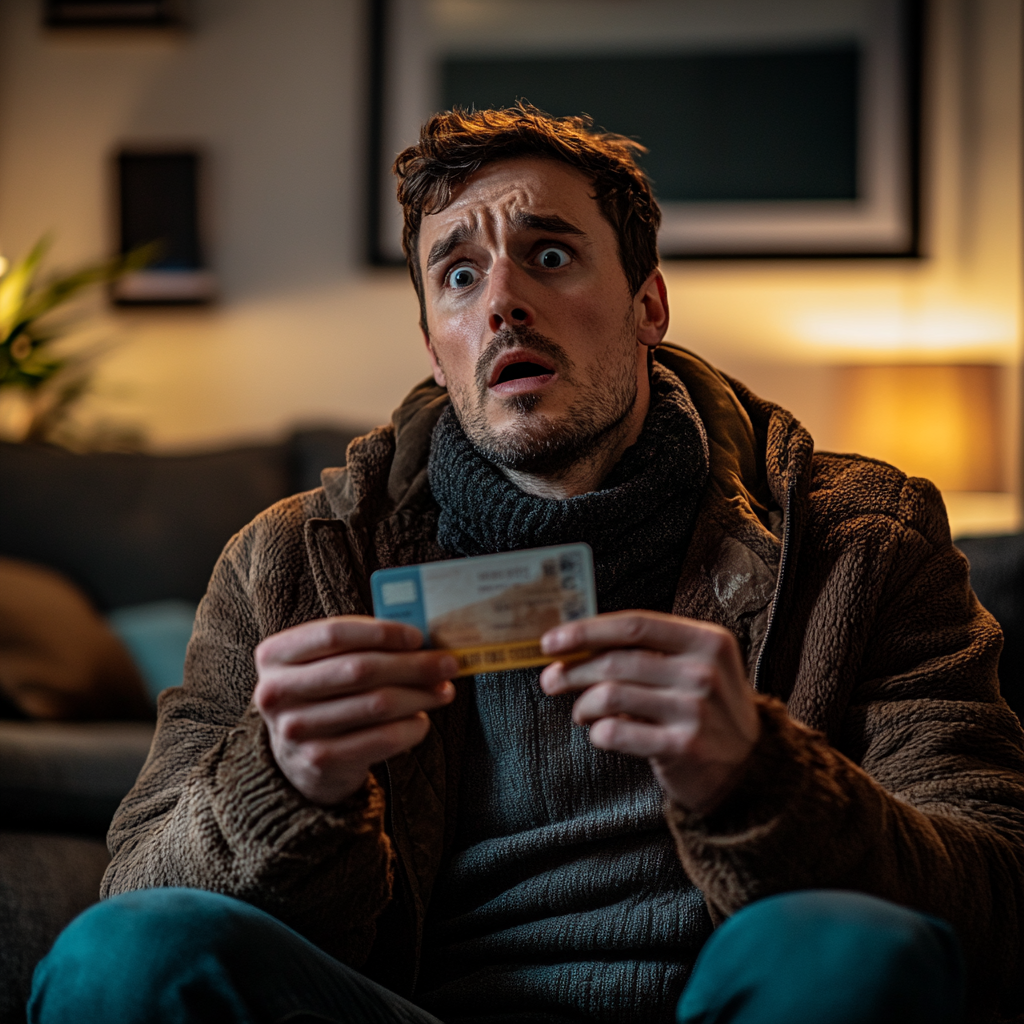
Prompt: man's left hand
<box><xmin>539</xmin><ymin>611</ymin><xmax>761</xmax><ymax>814</ymax></box>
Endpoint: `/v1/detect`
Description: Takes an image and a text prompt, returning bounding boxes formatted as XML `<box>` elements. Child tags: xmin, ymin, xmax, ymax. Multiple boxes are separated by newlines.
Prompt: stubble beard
<box><xmin>447</xmin><ymin>312</ymin><xmax>640</xmax><ymax>478</ymax></box>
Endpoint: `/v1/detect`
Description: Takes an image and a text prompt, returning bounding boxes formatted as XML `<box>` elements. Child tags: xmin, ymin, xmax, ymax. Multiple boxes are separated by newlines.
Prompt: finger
<box><xmin>278</xmin><ymin>682</ymin><xmax>455</xmax><ymax>741</ymax></box>
<box><xmin>587</xmin><ymin>716</ymin><xmax>697</xmax><ymax>759</ymax></box>
<box><xmin>540</xmin><ymin>649</ymin><xmax>714</xmax><ymax>694</ymax></box>
<box><xmin>256</xmin><ymin>616</ymin><xmax>423</xmax><ymax>668</ymax></box>
<box><xmin>542</xmin><ymin>611</ymin><xmax>739</xmax><ymax>661</ymax></box>
<box><xmin>256</xmin><ymin>649</ymin><xmax>458</xmax><ymax>710</ymax></box>
<box><xmin>300</xmin><ymin>713</ymin><xmax>433</xmax><ymax>770</ymax></box>
<box><xmin>570</xmin><ymin>680</ymin><xmax>702</xmax><ymax>727</ymax></box>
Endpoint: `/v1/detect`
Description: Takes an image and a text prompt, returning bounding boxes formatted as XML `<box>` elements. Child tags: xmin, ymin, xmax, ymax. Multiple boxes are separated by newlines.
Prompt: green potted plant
<box><xmin>0</xmin><ymin>238</ymin><xmax>153</xmax><ymax>449</ymax></box>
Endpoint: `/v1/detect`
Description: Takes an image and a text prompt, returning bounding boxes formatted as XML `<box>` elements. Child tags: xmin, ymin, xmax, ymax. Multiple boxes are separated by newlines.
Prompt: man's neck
<box><xmin>501</xmin><ymin>390</ymin><xmax>651</xmax><ymax>499</ymax></box>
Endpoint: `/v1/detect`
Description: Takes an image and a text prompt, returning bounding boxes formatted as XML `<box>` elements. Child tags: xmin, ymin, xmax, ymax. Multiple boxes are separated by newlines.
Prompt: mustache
<box><xmin>473</xmin><ymin>325</ymin><xmax>573</xmax><ymax>392</ymax></box>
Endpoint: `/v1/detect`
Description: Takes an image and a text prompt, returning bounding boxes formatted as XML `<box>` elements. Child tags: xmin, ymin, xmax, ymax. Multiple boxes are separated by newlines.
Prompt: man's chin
<box><xmin>495</xmin><ymin>391</ymin><xmax>543</xmax><ymax>418</ymax></box>
<box><xmin>466</xmin><ymin>410</ymin><xmax>627</xmax><ymax>477</ymax></box>
<box><xmin>453</xmin><ymin>368</ymin><xmax>639</xmax><ymax>478</ymax></box>
<box><xmin>473</xmin><ymin>431</ymin><xmax>583</xmax><ymax>476</ymax></box>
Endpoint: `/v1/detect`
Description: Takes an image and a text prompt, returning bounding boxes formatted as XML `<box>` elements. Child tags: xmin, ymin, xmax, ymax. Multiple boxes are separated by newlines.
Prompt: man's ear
<box><xmin>422</xmin><ymin>328</ymin><xmax>447</xmax><ymax>387</ymax></box>
<box><xmin>634</xmin><ymin>269</ymin><xmax>669</xmax><ymax>349</ymax></box>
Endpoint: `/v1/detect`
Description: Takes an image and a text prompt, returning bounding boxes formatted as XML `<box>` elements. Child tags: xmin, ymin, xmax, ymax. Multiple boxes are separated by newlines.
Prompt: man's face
<box><xmin>417</xmin><ymin>157</ymin><xmax>661</xmax><ymax>476</ymax></box>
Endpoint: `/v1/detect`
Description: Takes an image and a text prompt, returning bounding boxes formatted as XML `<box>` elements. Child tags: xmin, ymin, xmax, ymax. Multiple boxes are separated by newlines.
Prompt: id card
<box><xmin>370</xmin><ymin>543</ymin><xmax>596</xmax><ymax>675</ymax></box>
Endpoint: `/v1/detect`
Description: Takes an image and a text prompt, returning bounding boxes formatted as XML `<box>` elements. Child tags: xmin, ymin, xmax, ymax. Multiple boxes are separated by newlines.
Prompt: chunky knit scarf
<box><xmin>427</xmin><ymin>362</ymin><xmax>710</xmax><ymax>614</ymax></box>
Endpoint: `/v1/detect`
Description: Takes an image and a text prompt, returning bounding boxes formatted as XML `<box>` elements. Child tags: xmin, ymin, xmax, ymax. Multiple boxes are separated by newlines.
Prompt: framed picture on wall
<box><xmin>110</xmin><ymin>149</ymin><xmax>217</xmax><ymax>305</ymax></box>
<box><xmin>368</xmin><ymin>0</ymin><xmax>921</xmax><ymax>263</ymax></box>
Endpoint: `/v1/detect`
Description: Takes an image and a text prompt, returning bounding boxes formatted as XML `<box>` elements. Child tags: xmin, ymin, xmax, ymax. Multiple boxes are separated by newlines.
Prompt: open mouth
<box><xmin>487</xmin><ymin>350</ymin><xmax>558</xmax><ymax>391</ymax></box>
<box><xmin>495</xmin><ymin>361</ymin><xmax>553</xmax><ymax>384</ymax></box>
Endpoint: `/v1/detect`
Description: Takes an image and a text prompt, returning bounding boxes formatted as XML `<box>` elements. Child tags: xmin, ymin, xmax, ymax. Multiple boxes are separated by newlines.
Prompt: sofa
<box><xmin>954</xmin><ymin>534</ymin><xmax>1024</xmax><ymax>724</ymax></box>
<box><xmin>0</xmin><ymin>425</ymin><xmax>363</xmax><ymax>1023</ymax></box>
<box><xmin>1</xmin><ymin>428</ymin><xmax>1021</xmax><ymax>1023</ymax></box>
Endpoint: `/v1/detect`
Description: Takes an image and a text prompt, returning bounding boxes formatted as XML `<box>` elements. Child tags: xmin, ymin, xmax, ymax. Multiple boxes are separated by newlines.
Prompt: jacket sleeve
<box><xmin>665</xmin><ymin>476</ymin><xmax>1024</xmax><ymax>1018</ymax></box>
<box><xmin>101</xmin><ymin>515</ymin><xmax>394</xmax><ymax>968</ymax></box>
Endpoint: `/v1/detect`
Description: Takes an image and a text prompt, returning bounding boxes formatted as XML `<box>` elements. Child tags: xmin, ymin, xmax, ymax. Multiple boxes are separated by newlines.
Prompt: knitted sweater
<box><xmin>101</xmin><ymin>346</ymin><xmax>1024</xmax><ymax>1023</ymax></box>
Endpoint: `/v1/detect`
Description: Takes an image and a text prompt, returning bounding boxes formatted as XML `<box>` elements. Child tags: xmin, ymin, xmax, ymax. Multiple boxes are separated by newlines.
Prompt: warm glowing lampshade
<box><xmin>834</xmin><ymin>365</ymin><xmax>1006</xmax><ymax>492</ymax></box>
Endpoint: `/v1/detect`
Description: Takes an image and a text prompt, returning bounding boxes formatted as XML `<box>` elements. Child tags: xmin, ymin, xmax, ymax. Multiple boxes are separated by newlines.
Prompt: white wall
<box><xmin>0</xmin><ymin>0</ymin><xmax>1020</xmax><ymax>532</ymax></box>
<box><xmin>0</xmin><ymin>0</ymin><xmax>429</xmax><ymax>444</ymax></box>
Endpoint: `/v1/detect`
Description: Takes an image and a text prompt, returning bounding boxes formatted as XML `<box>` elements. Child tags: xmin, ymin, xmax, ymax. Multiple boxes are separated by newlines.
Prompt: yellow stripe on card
<box><xmin>448</xmin><ymin>640</ymin><xmax>590</xmax><ymax>675</ymax></box>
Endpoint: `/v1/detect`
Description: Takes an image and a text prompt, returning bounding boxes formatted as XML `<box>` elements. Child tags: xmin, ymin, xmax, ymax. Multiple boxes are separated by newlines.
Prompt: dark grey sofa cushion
<box><xmin>0</xmin><ymin>441</ymin><xmax>291</xmax><ymax>610</ymax></box>
<box><xmin>957</xmin><ymin>533</ymin><xmax>1024</xmax><ymax>724</ymax></box>
<box><xmin>0</xmin><ymin>722</ymin><xmax>155</xmax><ymax>837</ymax></box>
<box><xmin>0</xmin><ymin>832</ymin><xmax>110</xmax><ymax>1024</ymax></box>
<box><xmin>0</xmin><ymin>426</ymin><xmax>365</xmax><ymax>614</ymax></box>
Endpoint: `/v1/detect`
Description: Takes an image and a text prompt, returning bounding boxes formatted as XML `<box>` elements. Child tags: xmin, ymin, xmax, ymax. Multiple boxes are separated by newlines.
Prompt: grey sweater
<box><xmin>417</xmin><ymin>669</ymin><xmax>713</xmax><ymax>1023</ymax></box>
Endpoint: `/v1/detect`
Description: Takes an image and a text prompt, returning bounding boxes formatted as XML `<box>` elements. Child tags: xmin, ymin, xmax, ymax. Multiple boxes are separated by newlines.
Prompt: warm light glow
<box><xmin>943</xmin><ymin>492</ymin><xmax>1021</xmax><ymax>538</ymax></box>
<box><xmin>0</xmin><ymin>255</ymin><xmax>7</xmax><ymax>277</ymax></box>
<box><xmin>795</xmin><ymin>307</ymin><xmax>1016</xmax><ymax>352</ymax></box>
<box><xmin>834</xmin><ymin>365</ymin><xmax>1006</xmax><ymax>492</ymax></box>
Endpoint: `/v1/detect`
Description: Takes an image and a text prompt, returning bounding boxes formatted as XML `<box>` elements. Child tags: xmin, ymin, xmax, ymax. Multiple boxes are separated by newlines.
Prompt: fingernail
<box><xmin>436</xmin><ymin>681</ymin><xmax>455</xmax><ymax>701</ymax></box>
<box><xmin>542</xmin><ymin>629</ymin><xmax>567</xmax><ymax>654</ymax></box>
<box><xmin>439</xmin><ymin>655</ymin><xmax>459</xmax><ymax>677</ymax></box>
<box><xmin>539</xmin><ymin>664</ymin><xmax>561</xmax><ymax>692</ymax></box>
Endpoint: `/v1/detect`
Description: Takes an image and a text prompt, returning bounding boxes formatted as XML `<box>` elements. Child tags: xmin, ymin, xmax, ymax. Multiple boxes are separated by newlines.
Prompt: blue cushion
<box><xmin>107</xmin><ymin>601</ymin><xmax>197</xmax><ymax>702</ymax></box>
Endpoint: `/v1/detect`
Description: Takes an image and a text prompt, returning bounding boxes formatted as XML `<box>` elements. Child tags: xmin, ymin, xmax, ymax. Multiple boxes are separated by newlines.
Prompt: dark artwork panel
<box><xmin>46</xmin><ymin>0</ymin><xmax>184</xmax><ymax>28</ymax></box>
<box><xmin>118</xmin><ymin>152</ymin><xmax>202</xmax><ymax>270</ymax></box>
<box><xmin>442</xmin><ymin>47</ymin><xmax>859</xmax><ymax>202</ymax></box>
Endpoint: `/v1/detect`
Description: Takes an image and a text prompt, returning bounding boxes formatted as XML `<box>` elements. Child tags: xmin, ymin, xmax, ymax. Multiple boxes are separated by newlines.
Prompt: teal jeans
<box><xmin>29</xmin><ymin>887</ymin><xmax>965</xmax><ymax>1024</ymax></box>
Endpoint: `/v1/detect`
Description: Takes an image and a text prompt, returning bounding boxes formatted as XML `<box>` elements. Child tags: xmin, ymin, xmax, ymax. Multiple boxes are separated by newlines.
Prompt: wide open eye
<box><xmin>448</xmin><ymin>265</ymin><xmax>479</xmax><ymax>289</ymax></box>
<box><xmin>537</xmin><ymin>247</ymin><xmax>570</xmax><ymax>269</ymax></box>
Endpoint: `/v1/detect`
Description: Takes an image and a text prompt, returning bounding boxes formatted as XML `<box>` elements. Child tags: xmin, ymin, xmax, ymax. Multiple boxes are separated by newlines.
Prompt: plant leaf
<box><xmin>0</xmin><ymin>237</ymin><xmax>50</xmax><ymax>343</ymax></box>
<box><xmin>19</xmin><ymin>243</ymin><xmax>157</xmax><ymax>324</ymax></box>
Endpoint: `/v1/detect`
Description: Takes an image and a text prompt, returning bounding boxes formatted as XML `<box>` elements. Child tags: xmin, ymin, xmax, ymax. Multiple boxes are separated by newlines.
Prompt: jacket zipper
<box><xmin>753</xmin><ymin>479</ymin><xmax>797</xmax><ymax>693</ymax></box>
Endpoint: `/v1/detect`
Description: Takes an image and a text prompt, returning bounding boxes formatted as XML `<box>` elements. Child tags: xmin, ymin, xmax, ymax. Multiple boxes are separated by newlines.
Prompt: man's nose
<box><xmin>487</xmin><ymin>260</ymin><xmax>535</xmax><ymax>333</ymax></box>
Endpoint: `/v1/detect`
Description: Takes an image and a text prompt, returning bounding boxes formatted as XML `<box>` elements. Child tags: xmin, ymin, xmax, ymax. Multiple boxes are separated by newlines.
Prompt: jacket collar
<box><xmin>321</xmin><ymin>379</ymin><xmax>449</xmax><ymax>532</ymax></box>
<box><xmin>650</xmin><ymin>346</ymin><xmax>813</xmax><ymax>691</ymax></box>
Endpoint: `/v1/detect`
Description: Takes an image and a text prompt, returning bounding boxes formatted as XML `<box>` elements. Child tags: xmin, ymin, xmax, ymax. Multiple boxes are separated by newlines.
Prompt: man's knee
<box><xmin>721</xmin><ymin>889</ymin><xmax>964</xmax><ymax>972</ymax></box>
<box><xmin>29</xmin><ymin>888</ymin><xmax>264</xmax><ymax>1023</ymax></box>
<box><xmin>678</xmin><ymin>890</ymin><xmax>965</xmax><ymax>1024</ymax></box>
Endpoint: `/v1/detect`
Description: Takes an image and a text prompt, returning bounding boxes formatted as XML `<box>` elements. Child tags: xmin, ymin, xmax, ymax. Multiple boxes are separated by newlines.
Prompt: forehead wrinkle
<box><xmin>424</xmin><ymin>202</ymin><xmax>502</xmax><ymax>270</ymax></box>
<box><xmin>423</xmin><ymin>175</ymin><xmax>595</xmax><ymax>270</ymax></box>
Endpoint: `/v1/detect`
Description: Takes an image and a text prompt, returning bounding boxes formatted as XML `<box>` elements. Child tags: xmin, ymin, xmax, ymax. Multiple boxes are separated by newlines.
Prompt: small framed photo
<box><xmin>111</xmin><ymin>149</ymin><xmax>216</xmax><ymax>305</ymax></box>
<box><xmin>369</xmin><ymin>0</ymin><xmax>921</xmax><ymax>263</ymax></box>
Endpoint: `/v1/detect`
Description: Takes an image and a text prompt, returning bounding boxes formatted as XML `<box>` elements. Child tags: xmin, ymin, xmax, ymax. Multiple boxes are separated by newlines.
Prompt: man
<box><xmin>31</xmin><ymin>105</ymin><xmax>1024</xmax><ymax>1024</ymax></box>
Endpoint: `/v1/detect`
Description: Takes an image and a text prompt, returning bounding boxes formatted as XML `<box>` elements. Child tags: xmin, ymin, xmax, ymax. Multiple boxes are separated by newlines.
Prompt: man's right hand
<box><xmin>253</xmin><ymin>617</ymin><xmax>457</xmax><ymax>806</ymax></box>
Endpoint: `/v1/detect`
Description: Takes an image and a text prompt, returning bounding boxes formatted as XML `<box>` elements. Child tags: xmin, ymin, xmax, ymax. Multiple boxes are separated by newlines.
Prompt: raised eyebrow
<box><xmin>426</xmin><ymin>224</ymin><xmax>474</xmax><ymax>272</ymax></box>
<box><xmin>512</xmin><ymin>212</ymin><xmax>586</xmax><ymax>238</ymax></box>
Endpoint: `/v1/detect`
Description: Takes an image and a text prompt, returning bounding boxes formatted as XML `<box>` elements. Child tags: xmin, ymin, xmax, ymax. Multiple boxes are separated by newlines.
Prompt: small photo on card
<box><xmin>370</xmin><ymin>544</ymin><xmax>596</xmax><ymax>675</ymax></box>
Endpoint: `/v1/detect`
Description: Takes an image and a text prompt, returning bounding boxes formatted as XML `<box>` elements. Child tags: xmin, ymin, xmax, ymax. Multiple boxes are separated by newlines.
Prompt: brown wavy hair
<box><xmin>393</xmin><ymin>102</ymin><xmax>662</xmax><ymax>332</ymax></box>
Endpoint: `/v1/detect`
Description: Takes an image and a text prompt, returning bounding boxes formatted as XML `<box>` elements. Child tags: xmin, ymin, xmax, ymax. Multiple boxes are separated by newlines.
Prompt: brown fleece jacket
<box><xmin>103</xmin><ymin>345</ymin><xmax>1024</xmax><ymax>1021</ymax></box>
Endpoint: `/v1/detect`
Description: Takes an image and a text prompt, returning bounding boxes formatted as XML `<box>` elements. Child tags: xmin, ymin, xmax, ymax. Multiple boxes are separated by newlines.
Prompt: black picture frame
<box><xmin>110</xmin><ymin>148</ymin><xmax>216</xmax><ymax>306</ymax></box>
<box><xmin>367</xmin><ymin>0</ymin><xmax>922</xmax><ymax>265</ymax></box>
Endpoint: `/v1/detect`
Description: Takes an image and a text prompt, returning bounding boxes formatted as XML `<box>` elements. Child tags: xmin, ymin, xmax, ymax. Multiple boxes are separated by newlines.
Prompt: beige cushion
<box><xmin>0</xmin><ymin>558</ymin><xmax>152</xmax><ymax>720</ymax></box>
